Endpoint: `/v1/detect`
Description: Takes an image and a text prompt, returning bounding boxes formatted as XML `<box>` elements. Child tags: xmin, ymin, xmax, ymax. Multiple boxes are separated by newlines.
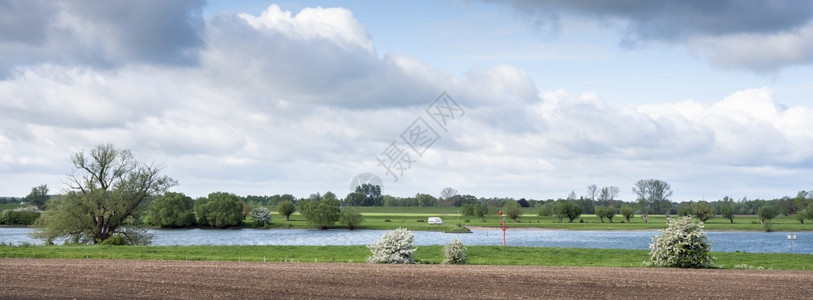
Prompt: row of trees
<box><xmin>17</xmin><ymin>144</ymin><xmax>813</xmax><ymax>245</ymax></box>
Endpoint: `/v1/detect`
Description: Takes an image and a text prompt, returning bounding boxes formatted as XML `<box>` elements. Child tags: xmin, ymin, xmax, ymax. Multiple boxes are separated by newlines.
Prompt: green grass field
<box><xmin>1</xmin><ymin>244</ymin><xmax>809</xmax><ymax>270</ymax></box>
<box><xmin>0</xmin><ymin>203</ymin><xmax>23</xmax><ymax>210</ymax></box>
<box><xmin>255</xmin><ymin>210</ymin><xmax>813</xmax><ymax>232</ymax></box>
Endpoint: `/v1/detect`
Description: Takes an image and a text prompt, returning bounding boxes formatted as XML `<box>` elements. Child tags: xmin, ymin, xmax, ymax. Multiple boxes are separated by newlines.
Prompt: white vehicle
<box><xmin>427</xmin><ymin>217</ymin><xmax>444</xmax><ymax>225</ymax></box>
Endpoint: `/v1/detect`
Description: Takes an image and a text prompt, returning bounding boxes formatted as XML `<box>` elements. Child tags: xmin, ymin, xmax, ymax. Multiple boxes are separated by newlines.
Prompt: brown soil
<box><xmin>1</xmin><ymin>258</ymin><xmax>811</xmax><ymax>299</ymax></box>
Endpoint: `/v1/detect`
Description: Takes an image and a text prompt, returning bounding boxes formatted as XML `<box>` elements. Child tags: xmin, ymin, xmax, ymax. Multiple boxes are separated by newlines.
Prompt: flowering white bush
<box><xmin>442</xmin><ymin>239</ymin><xmax>467</xmax><ymax>264</ymax></box>
<box><xmin>251</xmin><ymin>207</ymin><xmax>271</xmax><ymax>226</ymax></box>
<box><xmin>649</xmin><ymin>216</ymin><xmax>716</xmax><ymax>268</ymax></box>
<box><xmin>367</xmin><ymin>228</ymin><xmax>416</xmax><ymax>264</ymax></box>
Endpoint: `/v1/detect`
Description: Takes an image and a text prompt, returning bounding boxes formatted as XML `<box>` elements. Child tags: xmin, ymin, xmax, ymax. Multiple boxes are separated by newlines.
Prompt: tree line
<box><xmin>7</xmin><ymin>144</ymin><xmax>813</xmax><ymax>244</ymax></box>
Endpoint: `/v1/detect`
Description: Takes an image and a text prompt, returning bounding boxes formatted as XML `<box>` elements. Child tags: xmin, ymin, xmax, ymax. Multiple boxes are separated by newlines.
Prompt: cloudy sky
<box><xmin>1</xmin><ymin>0</ymin><xmax>812</xmax><ymax>202</ymax></box>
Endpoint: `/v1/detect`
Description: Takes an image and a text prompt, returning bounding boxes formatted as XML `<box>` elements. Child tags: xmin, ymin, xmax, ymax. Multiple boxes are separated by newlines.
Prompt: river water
<box><xmin>1</xmin><ymin>227</ymin><xmax>809</xmax><ymax>254</ymax></box>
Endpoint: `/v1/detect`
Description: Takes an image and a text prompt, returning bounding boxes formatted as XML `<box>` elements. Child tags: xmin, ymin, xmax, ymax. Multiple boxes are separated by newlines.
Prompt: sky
<box><xmin>1</xmin><ymin>0</ymin><xmax>813</xmax><ymax>202</ymax></box>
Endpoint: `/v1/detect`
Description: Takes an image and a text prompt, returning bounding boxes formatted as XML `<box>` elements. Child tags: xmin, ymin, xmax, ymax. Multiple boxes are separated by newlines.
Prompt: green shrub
<box><xmin>340</xmin><ymin>208</ymin><xmax>363</xmax><ymax>230</ymax></box>
<box><xmin>648</xmin><ymin>216</ymin><xmax>715</xmax><ymax>268</ymax></box>
<box><xmin>0</xmin><ymin>209</ymin><xmax>41</xmax><ymax>225</ymax></box>
<box><xmin>99</xmin><ymin>234</ymin><xmax>128</xmax><ymax>246</ymax></box>
<box><xmin>442</xmin><ymin>239</ymin><xmax>467</xmax><ymax>265</ymax></box>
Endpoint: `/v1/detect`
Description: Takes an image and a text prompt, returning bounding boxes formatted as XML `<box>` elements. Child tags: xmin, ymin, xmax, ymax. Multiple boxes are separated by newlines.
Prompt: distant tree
<box><xmin>586</xmin><ymin>184</ymin><xmax>598</xmax><ymax>202</ymax></box>
<box><xmin>598</xmin><ymin>186</ymin><xmax>620</xmax><ymax>207</ymax></box>
<box><xmin>31</xmin><ymin>144</ymin><xmax>175</xmax><ymax>245</ymax></box>
<box><xmin>278</xmin><ymin>200</ymin><xmax>295</xmax><ymax>221</ymax></box>
<box><xmin>718</xmin><ymin>197</ymin><xmax>734</xmax><ymax>223</ymax></box>
<box><xmin>340</xmin><ymin>207</ymin><xmax>363</xmax><ymax>230</ymax></box>
<box><xmin>537</xmin><ymin>203</ymin><xmax>552</xmax><ymax>217</ymax></box>
<box><xmin>633</xmin><ymin>179</ymin><xmax>673</xmax><ymax>222</ymax></box>
<box><xmin>345</xmin><ymin>192</ymin><xmax>365</xmax><ymax>206</ymax></box>
<box><xmin>301</xmin><ymin>193</ymin><xmax>341</xmax><ymax>229</ymax></box>
<box><xmin>279</xmin><ymin>194</ymin><xmax>296</xmax><ymax>205</ymax></box>
<box><xmin>551</xmin><ymin>202</ymin><xmax>566</xmax><ymax>223</ymax></box>
<box><xmin>382</xmin><ymin>195</ymin><xmax>399</xmax><ymax>207</ymax></box>
<box><xmin>503</xmin><ymin>201</ymin><xmax>522</xmax><ymax>222</ymax></box>
<box><xmin>439</xmin><ymin>187</ymin><xmax>458</xmax><ymax>202</ymax></box>
<box><xmin>251</xmin><ymin>207</ymin><xmax>272</xmax><ymax>226</ymax></box>
<box><xmin>794</xmin><ymin>190</ymin><xmax>809</xmax><ymax>213</ymax></box>
<box><xmin>517</xmin><ymin>198</ymin><xmax>529</xmax><ymax>208</ymax></box>
<box><xmin>197</xmin><ymin>192</ymin><xmax>243</xmax><ymax>228</ymax></box>
<box><xmin>461</xmin><ymin>204</ymin><xmax>474</xmax><ymax>216</ymax></box>
<box><xmin>692</xmin><ymin>201</ymin><xmax>715</xmax><ymax>222</ymax></box>
<box><xmin>562</xmin><ymin>201</ymin><xmax>583</xmax><ymax>223</ymax></box>
<box><xmin>677</xmin><ymin>202</ymin><xmax>693</xmax><ymax>217</ymax></box>
<box><xmin>356</xmin><ymin>184</ymin><xmax>383</xmax><ymax>206</ymax></box>
<box><xmin>803</xmin><ymin>208</ymin><xmax>813</xmax><ymax>224</ymax></box>
<box><xmin>758</xmin><ymin>205</ymin><xmax>777</xmax><ymax>225</ymax></box>
<box><xmin>595</xmin><ymin>206</ymin><xmax>608</xmax><ymax>223</ymax></box>
<box><xmin>147</xmin><ymin>192</ymin><xmax>195</xmax><ymax>228</ymax></box>
<box><xmin>602</xmin><ymin>206</ymin><xmax>615</xmax><ymax>222</ymax></box>
<box><xmin>415</xmin><ymin>193</ymin><xmax>438</xmax><ymax>207</ymax></box>
<box><xmin>620</xmin><ymin>205</ymin><xmax>635</xmax><ymax>223</ymax></box>
<box><xmin>473</xmin><ymin>203</ymin><xmax>489</xmax><ymax>222</ymax></box>
<box><xmin>794</xmin><ymin>210</ymin><xmax>808</xmax><ymax>224</ymax></box>
<box><xmin>24</xmin><ymin>184</ymin><xmax>49</xmax><ymax>210</ymax></box>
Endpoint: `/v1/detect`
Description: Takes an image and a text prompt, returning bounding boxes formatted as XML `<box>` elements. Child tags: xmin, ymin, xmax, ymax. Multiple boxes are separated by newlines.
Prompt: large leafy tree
<box><xmin>301</xmin><ymin>192</ymin><xmax>341</xmax><ymax>229</ymax></box>
<box><xmin>24</xmin><ymin>184</ymin><xmax>49</xmax><ymax>210</ymax></box>
<box><xmin>147</xmin><ymin>192</ymin><xmax>195</xmax><ymax>228</ymax></box>
<box><xmin>32</xmin><ymin>144</ymin><xmax>175</xmax><ymax>244</ymax></box>
<box><xmin>197</xmin><ymin>192</ymin><xmax>243</xmax><ymax>228</ymax></box>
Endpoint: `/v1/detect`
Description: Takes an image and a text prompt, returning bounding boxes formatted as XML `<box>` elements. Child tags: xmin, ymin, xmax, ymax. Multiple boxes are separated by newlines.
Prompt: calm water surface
<box><xmin>1</xmin><ymin>227</ymin><xmax>809</xmax><ymax>254</ymax></box>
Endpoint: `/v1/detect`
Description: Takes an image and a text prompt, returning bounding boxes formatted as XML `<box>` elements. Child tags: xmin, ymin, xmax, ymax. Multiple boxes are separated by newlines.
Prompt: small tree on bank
<box><xmin>278</xmin><ymin>200</ymin><xmax>295</xmax><ymax>221</ymax></box>
<box><xmin>595</xmin><ymin>206</ymin><xmax>607</xmax><ymax>223</ymax></box>
<box><xmin>620</xmin><ymin>205</ymin><xmax>635</xmax><ymax>223</ymax></box>
<box><xmin>368</xmin><ymin>228</ymin><xmax>416</xmax><ymax>264</ymax></box>
<box><xmin>340</xmin><ymin>207</ymin><xmax>363</xmax><ymax>230</ymax></box>
<box><xmin>692</xmin><ymin>201</ymin><xmax>715</xmax><ymax>222</ymax></box>
<box><xmin>758</xmin><ymin>205</ymin><xmax>777</xmax><ymax>225</ymax></box>
<box><xmin>648</xmin><ymin>216</ymin><xmax>715</xmax><ymax>268</ymax></box>
<box><xmin>503</xmin><ymin>201</ymin><xmax>521</xmax><ymax>222</ymax></box>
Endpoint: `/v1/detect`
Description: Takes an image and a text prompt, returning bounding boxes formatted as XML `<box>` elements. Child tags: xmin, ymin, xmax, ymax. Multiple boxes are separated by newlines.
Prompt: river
<box><xmin>1</xmin><ymin>227</ymin><xmax>809</xmax><ymax>254</ymax></box>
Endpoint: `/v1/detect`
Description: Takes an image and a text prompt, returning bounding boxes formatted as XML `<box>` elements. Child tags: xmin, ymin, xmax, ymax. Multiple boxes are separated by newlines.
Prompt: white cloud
<box><xmin>1</xmin><ymin>3</ymin><xmax>812</xmax><ymax>201</ymax></box>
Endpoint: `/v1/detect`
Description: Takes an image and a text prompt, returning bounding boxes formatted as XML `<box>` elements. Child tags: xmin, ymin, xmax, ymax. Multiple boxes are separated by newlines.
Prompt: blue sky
<box><xmin>1</xmin><ymin>0</ymin><xmax>813</xmax><ymax>202</ymax></box>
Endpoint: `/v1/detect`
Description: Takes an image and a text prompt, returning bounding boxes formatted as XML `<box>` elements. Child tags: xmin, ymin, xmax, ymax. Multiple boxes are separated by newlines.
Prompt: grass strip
<box><xmin>1</xmin><ymin>245</ymin><xmax>810</xmax><ymax>270</ymax></box>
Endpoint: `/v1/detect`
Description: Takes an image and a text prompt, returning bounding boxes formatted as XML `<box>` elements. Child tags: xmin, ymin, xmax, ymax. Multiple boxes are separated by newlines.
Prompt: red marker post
<box><xmin>498</xmin><ymin>211</ymin><xmax>506</xmax><ymax>246</ymax></box>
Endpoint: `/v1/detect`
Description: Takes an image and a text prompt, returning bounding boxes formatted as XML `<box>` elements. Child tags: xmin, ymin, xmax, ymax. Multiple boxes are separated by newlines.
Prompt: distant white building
<box><xmin>428</xmin><ymin>217</ymin><xmax>444</xmax><ymax>225</ymax></box>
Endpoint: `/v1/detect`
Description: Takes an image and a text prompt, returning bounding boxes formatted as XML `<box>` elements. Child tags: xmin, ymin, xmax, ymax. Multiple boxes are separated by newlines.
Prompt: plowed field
<box><xmin>1</xmin><ymin>259</ymin><xmax>811</xmax><ymax>299</ymax></box>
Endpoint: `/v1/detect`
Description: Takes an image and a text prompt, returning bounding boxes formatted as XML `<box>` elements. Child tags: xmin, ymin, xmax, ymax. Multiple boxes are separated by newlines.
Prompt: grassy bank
<box><xmin>258</xmin><ymin>211</ymin><xmax>812</xmax><ymax>232</ymax></box>
<box><xmin>1</xmin><ymin>244</ymin><xmax>810</xmax><ymax>270</ymax></box>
